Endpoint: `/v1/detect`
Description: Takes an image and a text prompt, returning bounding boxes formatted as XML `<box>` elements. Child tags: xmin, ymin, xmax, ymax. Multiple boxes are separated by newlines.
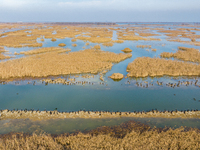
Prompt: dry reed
<box><xmin>160</xmin><ymin>47</ymin><xmax>200</xmax><ymax>62</ymax></box>
<box><xmin>0</xmin><ymin>124</ymin><xmax>199</xmax><ymax>149</ymax></box>
<box><xmin>58</xmin><ymin>43</ymin><xmax>66</xmax><ymax>47</ymax></box>
<box><xmin>151</xmin><ymin>48</ymin><xmax>157</xmax><ymax>52</ymax></box>
<box><xmin>72</xmin><ymin>44</ymin><xmax>77</xmax><ymax>47</ymax></box>
<box><xmin>85</xmin><ymin>43</ymin><xmax>90</xmax><ymax>46</ymax></box>
<box><xmin>102</xmin><ymin>42</ymin><xmax>114</xmax><ymax>47</ymax></box>
<box><xmin>71</xmin><ymin>38</ymin><xmax>77</xmax><ymax>42</ymax></box>
<box><xmin>0</xmin><ymin>47</ymin><xmax>10</xmax><ymax>60</ymax></box>
<box><xmin>137</xmin><ymin>45</ymin><xmax>152</xmax><ymax>48</ymax></box>
<box><xmin>93</xmin><ymin>45</ymin><xmax>101</xmax><ymax>49</ymax></box>
<box><xmin>51</xmin><ymin>38</ymin><xmax>57</xmax><ymax>42</ymax></box>
<box><xmin>121</xmin><ymin>48</ymin><xmax>132</xmax><ymax>53</ymax></box>
<box><xmin>0</xmin><ymin>48</ymin><xmax>131</xmax><ymax>80</ymax></box>
<box><xmin>113</xmin><ymin>40</ymin><xmax>124</xmax><ymax>43</ymax></box>
<box><xmin>127</xmin><ymin>57</ymin><xmax>200</xmax><ymax>77</ymax></box>
<box><xmin>18</xmin><ymin>47</ymin><xmax>71</xmax><ymax>55</ymax></box>
<box><xmin>109</xmin><ymin>73</ymin><xmax>124</xmax><ymax>80</ymax></box>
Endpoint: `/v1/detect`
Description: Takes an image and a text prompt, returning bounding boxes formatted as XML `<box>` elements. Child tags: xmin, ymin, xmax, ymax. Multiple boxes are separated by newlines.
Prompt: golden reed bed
<box><xmin>0</xmin><ymin>120</ymin><xmax>199</xmax><ymax>149</ymax></box>
<box><xmin>127</xmin><ymin>57</ymin><xmax>200</xmax><ymax>78</ymax></box>
<box><xmin>0</xmin><ymin>47</ymin><xmax>10</xmax><ymax>60</ymax></box>
<box><xmin>160</xmin><ymin>47</ymin><xmax>200</xmax><ymax>62</ymax></box>
<box><xmin>0</xmin><ymin>47</ymin><xmax>131</xmax><ymax>80</ymax></box>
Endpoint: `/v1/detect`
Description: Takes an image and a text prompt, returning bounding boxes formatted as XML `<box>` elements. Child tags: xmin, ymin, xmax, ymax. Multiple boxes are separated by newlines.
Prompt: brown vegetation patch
<box><xmin>113</xmin><ymin>40</ymin><xmax>124</xmax><ymax>43</ymax></box>
<box><xmin>160</xmin><ymin>47</ymin><xmax>200</xmax><ymax>62</ymax></box>
<box><xmin>0</xmin><ymin>53</ymin><xmax>10</xmax><ymax>60</ymax></box>
<box><xmin>138</xmin><ymin>32</ymin><xmax>159</xmax><ymax>37</ymax></box>
<box><xmin>18</xmin><ymin>47</ymin><xmax>71</xmax><ymax>55</ymax></box>
<box><xmin>102</xmin><ymin>42</ymin><xmax>114</xmax><ymax>47</ymax></box>
<box><xmin>109</xmin><ymin>73</ymin><xmax>124</xmax><ymax>80</ymax></box>
<box><xmin>0</xmin><ymin>122</ymin><xmax>199</xmax><ymax>149</ymax></box>
<box><xmin>72</xmin><ymin>43</ymin><xmax>77</xmax><ymax>47</ymax></box>
<box><xmin>118</xmin><ymin>35</ymin><xmax>160</xmax><ymax>41</ymax></box>
<box><xmin>31</xmin><ymin>26</ymin><xmax>81</xmax><ymax>39</ymax></box>
<box><xmin>127</xmin><ymin>57</ymin><xmax>200</xmax><ymax>77</ymax></box>
<box><xmin>151</xmin><ymin>48</ymin><xmax>157</xmax><ymax>52</ymax></box>
<box><xmin>159</xmin><ymin>30</ymin><xmax>186</xmax><ymax>37</ymax></box>
<box><xmin>71</xmin><ymin>38</ymin><xmax>77</xmax><ymax>42</ymax></box>
<box><xmin>93</xmin><ymin>45</ymin><xmax>101</xmax><ymax>49</ymax></box>
<box><xmin>51</xmin><ymin>38</ymin><xmax>57</xmax><ymax>42</ymax></box>
<box><xmin>167</xmin><ymin>38</ymin><xmax>200</xmax><ymax>46</ymax></box>
<box><xmin>76</xmin><ymin>36</ymin><xmax>112</xmax><ymax>43</ymax></box>
<box><xmin>137</xmin><ymin>45</ymin><xmax>152</xmax><ymax>48</ymax></box>
<box><xmin>0</xmin><ymin>47</ymin><xmax>10</xmax><ymax>60</ymax></box>
<box><xmin>58</xmin><ymin>43</ymin><xmax>66</xmax><ymax>47</ymax></box>
<box><xmin>0</xmin><ymin>30</ymin><xmax>42</xmax><ymax>48</ymax></box>
<box><xmin>121</xmin><ymin>48</ymin><xmax>132</xmax><ymax>53</ymax></box>
<box><xmin>0</xmin><ymin>49</ymin><xmax>131</xmax><ymax>80</ymax></box>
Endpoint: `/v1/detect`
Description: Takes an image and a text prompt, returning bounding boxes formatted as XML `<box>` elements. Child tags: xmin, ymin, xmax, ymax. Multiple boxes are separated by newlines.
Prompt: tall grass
<box><xmin>0</xmin><ymin>48</ymin><xmax>132</xmax><ymax>80</ymax></box>
<box><xmin>0</xmin><ymin>125</ymin><xmax>199</xmax><ymax>149</ymax></box>
<box><xmin>160</xmin><ymin>47</ymin><xmax>200</xmax><ymax>62</ymax></box>
<box><xmin>127</xmin><ymin>57</ymin><xmax>200</xmax><ymax>77</ymax></box>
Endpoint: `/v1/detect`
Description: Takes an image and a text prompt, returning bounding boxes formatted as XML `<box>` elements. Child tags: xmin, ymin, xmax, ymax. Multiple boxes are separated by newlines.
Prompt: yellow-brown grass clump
<box><xmin>76</xmin><ymin>36</ymin><xmax>112</xmax><ymax>43</ymax></box>
<box><xmin>0</xmin><ymin>48</ymin><xmax>132</xmax><ymax>80</ymax></box>
<box><xmin>137</xmin><ymin>45</ymin><xmax>152</xmax><ymax>48</ymax></box>
<box><xmin>102</xmin><ymin>42</ymin><xmax>114</xmax><ymax>47</ymax></box>
<box><xmin>160</xmin><ymin>47</ymin><xmax>200</xmax><ymax>62</ymax></box>
<box><xmin>51</xmin><ymin>38</ymin><xmax>57</xmax><ymax>42</ymax></box>
<box><xmin>0</xmin><ymin>46</ymin><xmax>5</xmax><ymax>53</ymax></box>
<box><xmin>127</xmin><ymin>57</ymin><xmax>200</xmax><ymax>77</ymax></box>
<box><xmin>71</xmin><ymin>38</ymin><xmax>77</xmax><ymax>42</ymax></box>
<box><xmin>138</xmin><ymin>32</ymin><xmax>159</xmax><ymax>37</ymax></box>
<box><xmin>109</xmin><ymin>73</ymin><xmax>124</xmax><ymax>80</ymax></box>
<box><xmin>117</xmin><ymin>31</ymin><xmax>160</xmax><ymax>41</ymax></box>
<box><xmin>0</xmin><ymin>53</ymin><xmax>10</xmax><ymax>60</ymax></box>
<box><xmin>0</xmin><ymin>30</ymin><xmax>42</xmax><ymax>48</ymax></box>
<box><xmin>0</xmin><ymin>47</ymin><xmax>10</xmax><ymax>60</ymax></box>
<box><xmin>151</xmin><ymin>48</ymin><xmax>157</xmax><ymax>52</ymax></box>
<box><xmin>113</xmin><ymin>40</ymin><xmax>124</xmax><ymax>43</ymax></box>
<box><xmin>85</xmin><ymin>43</ymin><xmax>90</xmax><ymax>46</ymax></box>
<box><xmin>93</xmin><ymin>45</ymin><xmax>101</xmax><ymax>49</ymax></box>
<box><xmin>121</xmin><ymin>48</ymin><xmax>132</xmax><ymax>53</ymax></box>
<box><xmin>58</xmin><ymin>43</ymin><xmax>66</xmax><ymax>47</ymax></box>
<box><xmin>19</xmin><ymin>47</ymin><xmax>71</xmax><ymax>55</ymax></box>
<box><xmin>72</xmin><ymin>43</ymin><xmax>77</xmax><ymax>47</ymax></box>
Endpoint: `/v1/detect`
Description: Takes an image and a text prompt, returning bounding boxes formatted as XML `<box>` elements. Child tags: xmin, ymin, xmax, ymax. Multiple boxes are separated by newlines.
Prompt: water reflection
<box><xmin>0</xmin><ymin>117</ymin><xmax>199</xmax><ymax>135</ymax></box>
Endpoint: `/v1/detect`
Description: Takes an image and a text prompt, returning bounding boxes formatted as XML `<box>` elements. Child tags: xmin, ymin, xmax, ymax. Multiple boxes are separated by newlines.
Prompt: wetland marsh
<box><xmin>0</xmin><ymin>22</ymin><xmax>200</xmax><ymax>149</ymax></box>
